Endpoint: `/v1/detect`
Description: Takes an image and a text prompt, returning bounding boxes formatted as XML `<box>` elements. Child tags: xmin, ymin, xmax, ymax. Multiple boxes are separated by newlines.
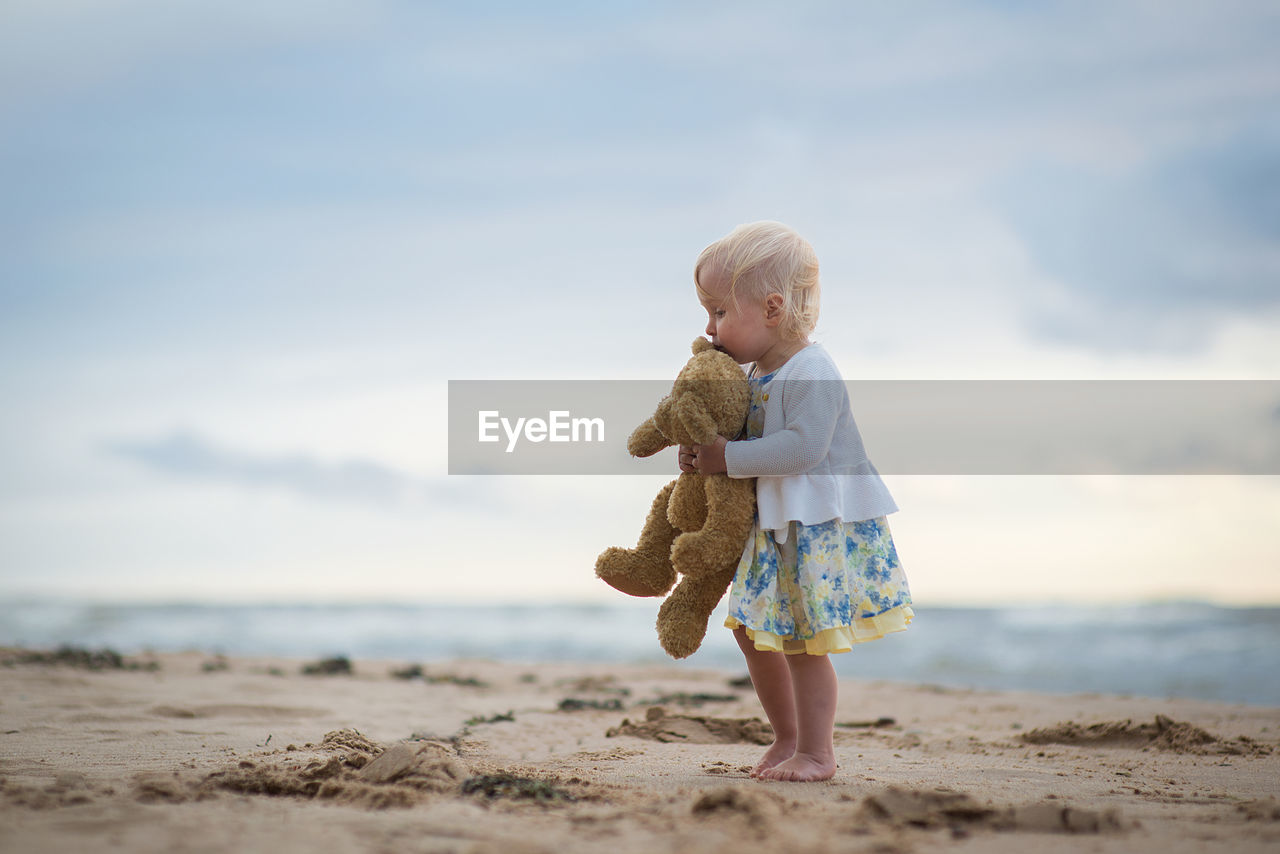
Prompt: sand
<box><xmin>2</xmin><ymin>649</ymin><xmax>1278</xmax><ymax>853</ymax></box>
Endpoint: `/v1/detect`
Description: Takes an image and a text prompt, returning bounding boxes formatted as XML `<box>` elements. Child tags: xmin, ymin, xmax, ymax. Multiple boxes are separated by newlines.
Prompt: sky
<box><xmin>1</xmin><ymin>0</ymin><xmax>1278</xmax><ymax>606</ymax></box>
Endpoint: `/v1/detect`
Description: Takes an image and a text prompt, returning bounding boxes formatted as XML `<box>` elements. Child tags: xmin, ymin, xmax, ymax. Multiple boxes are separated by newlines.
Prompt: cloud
<box><xmin>997</xmin><ymin>126</ymin><xmax>1280</xmax><ymax>352</ymax></box>
<box><xmin>105</xmin><ymin>430</ymin><xmax>491</xmax><ymax>509</ymax></box>
<box><xmin>0</xmin><ymin>1</ymin><xmax>373</xmax><ymax>108</ymax></box>
<box><xmin>4</xmin><ymin>0</ymin><xmax>1279</xmax><ymax>377</ymax></box>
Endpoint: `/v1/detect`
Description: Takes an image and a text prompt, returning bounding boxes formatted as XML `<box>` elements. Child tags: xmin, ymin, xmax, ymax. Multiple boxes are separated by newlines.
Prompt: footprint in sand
<box><xmin>148</xmin><ymin>704</ymin><xmax>327</xmax><ymax>720</ymax></box>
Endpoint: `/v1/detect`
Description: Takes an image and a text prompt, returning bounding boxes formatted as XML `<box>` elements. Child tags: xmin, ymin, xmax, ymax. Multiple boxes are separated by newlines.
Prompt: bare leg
<box><xmin>759</xmin><ymin>652</ymin><xmax>838</xmax><ymax>782</ymax></box>
<box><xmin>732</xmin><ymin>627</ymin><xmax>796</xmax><ymax>777</ymax></box>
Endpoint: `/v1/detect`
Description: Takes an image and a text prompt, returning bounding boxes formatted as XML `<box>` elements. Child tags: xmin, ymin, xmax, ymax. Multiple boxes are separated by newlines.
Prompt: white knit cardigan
<box><xmin>723</xmin><ymin>343</ymin><xmax>898</xmax><ymax>542</ymax></box>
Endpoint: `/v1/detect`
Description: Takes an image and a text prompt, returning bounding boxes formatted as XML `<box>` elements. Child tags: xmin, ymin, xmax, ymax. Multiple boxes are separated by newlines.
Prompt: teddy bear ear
<box><xmin>692</xmin><ymin>337</ymin><xmax>714</xmax><ymax>354</ymax></box>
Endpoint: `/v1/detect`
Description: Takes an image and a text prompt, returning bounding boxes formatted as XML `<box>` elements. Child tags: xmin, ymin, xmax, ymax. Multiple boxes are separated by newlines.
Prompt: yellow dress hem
<box><xmin>725</xmin><ymin>602</ymin><xmax>914</xmax><ymax>656</ymax></box>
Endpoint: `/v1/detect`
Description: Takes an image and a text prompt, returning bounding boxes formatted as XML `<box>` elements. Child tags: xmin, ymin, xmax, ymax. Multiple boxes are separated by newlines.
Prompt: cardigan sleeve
<box><xmin>723</xmin><ymin>361</ymin><xmax>843</xmax><ymax>477</ymax></box>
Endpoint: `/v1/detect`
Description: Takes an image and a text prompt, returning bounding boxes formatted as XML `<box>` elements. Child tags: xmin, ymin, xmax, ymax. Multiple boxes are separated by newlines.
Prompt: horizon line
<box><xmin>3</xmin><ymin>593</ymin><xmax>1277</xmax><ymax>610</ymax></box>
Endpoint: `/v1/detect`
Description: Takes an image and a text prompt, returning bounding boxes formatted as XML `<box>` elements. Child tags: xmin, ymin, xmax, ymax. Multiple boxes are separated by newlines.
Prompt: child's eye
<box><xmin>715</xmin><ymin>310</ymin><xmax>725</xmax><ymax>318</ymax></box>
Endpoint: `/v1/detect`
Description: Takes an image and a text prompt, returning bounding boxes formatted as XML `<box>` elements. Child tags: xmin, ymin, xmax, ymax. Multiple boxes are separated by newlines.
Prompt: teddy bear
<box><xmin>595</xmin><ymin>337</ymin><xmax>756</xmax><ymax>659</ymax></box>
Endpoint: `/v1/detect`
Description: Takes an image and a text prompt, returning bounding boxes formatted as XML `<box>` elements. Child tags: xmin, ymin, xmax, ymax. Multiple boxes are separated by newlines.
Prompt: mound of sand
<box><xmin>606</xmin><ymin>707</ymin><xmax>773</xmax><ymax>745</ymax></box>
<box><xmin>857</xmin><ymin>786</ymin><xmax>1126</xmax><ymax>835</ymax></box>
<box><xmin>1020</xmin><ymin>714</ymin><xmax>1272</xmax><ymax>755</ymax></box>
<box><xmin>0</xmin><ymin>772</ymin><xmax>107</xmax><ymax>810</ymax></box>
<box><xmin>135</xmin><ymin>729</ymin><xmax>469</xmax><ymax>810</ymax></box>
<box><xmin>1238</xmin><ymin>797</ymin><xmax>1280</xmax><ymax>822</ymax></box>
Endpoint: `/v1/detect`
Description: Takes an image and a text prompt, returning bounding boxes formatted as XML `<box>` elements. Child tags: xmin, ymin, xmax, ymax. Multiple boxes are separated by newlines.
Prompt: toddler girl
<box><xmin>680</xmin><ymin>221</ymin><xmax>913</xmax><ymax>782</ymax></box>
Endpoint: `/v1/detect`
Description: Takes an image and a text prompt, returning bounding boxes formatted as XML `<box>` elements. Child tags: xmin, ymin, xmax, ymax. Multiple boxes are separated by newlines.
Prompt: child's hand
<box><xmin>691</xmin><ymin>436</ymin><xmax>729</xmax><ymax>475</ymax></box>
<box><xmin>678</xmin><ymin>444</ymin><xmax>697</xmax><ymax>473</ymax></box>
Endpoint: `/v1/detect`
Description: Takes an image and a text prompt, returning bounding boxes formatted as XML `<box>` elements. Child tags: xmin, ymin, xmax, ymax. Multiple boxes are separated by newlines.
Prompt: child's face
<box><xmin>697</xmin><ymin>265</ymin><xmax>778</xmax><ymax>366</ymax></box>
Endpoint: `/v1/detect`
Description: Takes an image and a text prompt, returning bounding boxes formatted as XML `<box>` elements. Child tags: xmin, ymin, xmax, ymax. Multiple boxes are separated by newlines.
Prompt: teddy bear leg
<box><xmin>668</xmin><ymin>475</ymin><xmax>756</xmax><ymax>579</ymax></box>
<box><xmin>656</xmin><ymin>563</ymin><xmax>739</xmax><ymax>659</ymax></box>
<box><xmin>595</xmin><ymin>480</ymin><xmax>679</xmax><ymax>597</ymax></box>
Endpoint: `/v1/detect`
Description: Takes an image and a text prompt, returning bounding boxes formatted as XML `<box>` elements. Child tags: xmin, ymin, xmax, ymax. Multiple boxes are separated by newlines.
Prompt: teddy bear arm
<box><xmin>627</xmin><ymin>418</ymin><xmax>671</xmax><ymax>458</ymax></box>
<box><xmin>674</xmin><ymin>392</ymin><xmax>719</xmax><ymax>445</ymax></box>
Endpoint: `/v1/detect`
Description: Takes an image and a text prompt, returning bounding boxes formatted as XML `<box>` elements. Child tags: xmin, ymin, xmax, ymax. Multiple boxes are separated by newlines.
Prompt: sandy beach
<box><xmin>1</xmin><ymin>649</ymin><xmax>1277</xmax><ymax>853</ymax></box>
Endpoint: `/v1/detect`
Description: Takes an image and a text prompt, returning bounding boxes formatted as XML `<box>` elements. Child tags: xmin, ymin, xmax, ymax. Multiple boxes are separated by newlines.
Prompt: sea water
<box><xmin>1</xmin><ymin>599</ymin><xmax>1276</xmax><ymax>706</ymax></box>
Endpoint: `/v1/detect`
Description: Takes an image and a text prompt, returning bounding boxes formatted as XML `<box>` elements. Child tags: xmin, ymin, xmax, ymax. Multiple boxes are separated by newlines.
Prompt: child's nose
<box><xmin>705</xmin><ymin>316</ymin><xmax>716</xmax><ymax>337</ymax></box>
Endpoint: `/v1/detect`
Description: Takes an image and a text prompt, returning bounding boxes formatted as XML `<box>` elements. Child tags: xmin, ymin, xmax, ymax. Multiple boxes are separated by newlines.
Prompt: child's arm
<box><xmin>722</xmin><ymin>370</ymin><xmax>842</xmax><ymax>477</ymax></box>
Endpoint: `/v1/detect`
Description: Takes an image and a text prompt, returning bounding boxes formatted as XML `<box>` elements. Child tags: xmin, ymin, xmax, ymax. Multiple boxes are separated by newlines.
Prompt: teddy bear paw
<box><xmin>595</xmin><ymin>547</ymin><xmax>676</xmax><ymax>597</ymax></box>
<box><xmin>656</xmin><ymin>599</ymin><xmax>710</xmax><ymax>659</ymax></box>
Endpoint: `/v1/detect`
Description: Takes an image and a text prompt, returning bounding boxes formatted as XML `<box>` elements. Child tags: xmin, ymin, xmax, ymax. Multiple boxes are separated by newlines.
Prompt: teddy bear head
<box><xmin>627</xmin><ymin>338</ymin><xmax>750</xmax><ymax>457</ymax></box>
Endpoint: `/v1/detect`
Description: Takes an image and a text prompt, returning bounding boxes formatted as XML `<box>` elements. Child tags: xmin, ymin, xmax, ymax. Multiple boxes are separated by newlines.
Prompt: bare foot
<box><xmin>749</xmin><ymin>741</ymin><xmax>796</xmax><ymax>779</ymax></box>
<box><xmin>758</xmin><ymin>751</ymin><xmax>836</xmax><ymax>782</ymax></box>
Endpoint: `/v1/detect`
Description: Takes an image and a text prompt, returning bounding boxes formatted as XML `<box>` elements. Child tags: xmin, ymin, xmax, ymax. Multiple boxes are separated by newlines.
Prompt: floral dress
<box><xmin>723</xmin><ymin>367</ymin><xmax>914</xmax><ymax>655</ymax></box>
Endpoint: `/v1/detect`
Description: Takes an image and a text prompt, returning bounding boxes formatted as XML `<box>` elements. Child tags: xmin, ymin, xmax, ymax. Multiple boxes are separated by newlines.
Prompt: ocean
<box><xmin>1</xmin><ymin>599</ymin><xmax>1276</xmax><ymax>707</ymax></box>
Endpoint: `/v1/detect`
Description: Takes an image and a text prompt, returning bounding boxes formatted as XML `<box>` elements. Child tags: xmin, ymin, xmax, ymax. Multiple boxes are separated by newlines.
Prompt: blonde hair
<box><xmin>694</xmin><ymin>221</ymin><xmax>820</xmax><ymax>340</ymax></box>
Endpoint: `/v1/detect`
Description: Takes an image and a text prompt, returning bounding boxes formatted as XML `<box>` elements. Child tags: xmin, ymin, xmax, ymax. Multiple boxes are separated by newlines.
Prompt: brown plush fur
<box><xmin>595</xmin><ymin>338</ymin><xmax>756</xmax><ymax>659</ymax></box>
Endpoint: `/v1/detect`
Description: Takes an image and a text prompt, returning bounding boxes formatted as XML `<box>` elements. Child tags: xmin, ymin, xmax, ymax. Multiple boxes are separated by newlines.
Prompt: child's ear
<box><xmin>763</xmin><ymin>293</ymin><xmax>784</xmax><ymax>326</ymax></box>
